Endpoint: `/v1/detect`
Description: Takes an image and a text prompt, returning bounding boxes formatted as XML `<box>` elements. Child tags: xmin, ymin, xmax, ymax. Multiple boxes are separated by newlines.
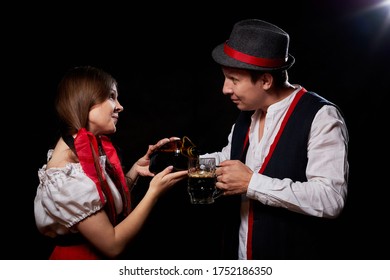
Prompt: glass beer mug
<box><xmin>187</xmin><ymin>157</ymin><xmax>222</xmax><ymax>204</ymax></box>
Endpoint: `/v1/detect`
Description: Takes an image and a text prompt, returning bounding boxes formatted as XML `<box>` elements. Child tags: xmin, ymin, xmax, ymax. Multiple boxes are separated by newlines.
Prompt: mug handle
<box><xmin>212</xmin><ymin>188</ymin><xmax>223</xmax><ymax>200</ymax></box>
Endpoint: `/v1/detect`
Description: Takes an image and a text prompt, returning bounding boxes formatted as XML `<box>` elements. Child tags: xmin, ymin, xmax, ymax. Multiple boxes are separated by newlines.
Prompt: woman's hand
<box><xmin>132</xmin><ymin>137</ymin><xmax>180</xmax><ymax>177</ymax></box>
<box><xmin>148</xmin><ymin>166</ymin><xmax>188</xmax><ymax>198</ymax></box>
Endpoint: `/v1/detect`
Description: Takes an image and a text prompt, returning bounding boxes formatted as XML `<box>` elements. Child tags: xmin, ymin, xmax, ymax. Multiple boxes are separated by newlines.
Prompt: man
<box><xmin>203</xmin><ymin>19</ymin><xmax>349</xmax><ymax>259</ymax></box>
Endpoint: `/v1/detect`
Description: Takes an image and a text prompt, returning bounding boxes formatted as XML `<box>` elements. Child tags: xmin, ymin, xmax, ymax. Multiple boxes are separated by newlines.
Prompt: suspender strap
<box><xmin>246</xmin><ymin>87</ymin><xmax>307</xmax><ymax>259</ymax></box>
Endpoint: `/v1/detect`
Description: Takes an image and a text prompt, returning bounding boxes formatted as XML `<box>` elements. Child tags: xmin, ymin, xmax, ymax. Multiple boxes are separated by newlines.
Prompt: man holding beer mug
<box><xmin>201</xmin><ymin>19</ymin><xmax>349</xmax><ymax>260</ymax></box>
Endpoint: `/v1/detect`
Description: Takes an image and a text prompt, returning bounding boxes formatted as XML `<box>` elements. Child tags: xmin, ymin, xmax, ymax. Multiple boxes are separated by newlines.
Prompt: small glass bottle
<box><xmin>149</xmin><ymin>136</ymin><xmax>199</xmax><ymax>173</ymax></box>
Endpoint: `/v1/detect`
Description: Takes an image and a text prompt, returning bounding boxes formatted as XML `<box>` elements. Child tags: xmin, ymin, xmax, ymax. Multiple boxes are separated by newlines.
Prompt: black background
<box><xmin>3</xmin><ymin>0</ymin><xmax>389</xmax><ymax>259</ymax></box>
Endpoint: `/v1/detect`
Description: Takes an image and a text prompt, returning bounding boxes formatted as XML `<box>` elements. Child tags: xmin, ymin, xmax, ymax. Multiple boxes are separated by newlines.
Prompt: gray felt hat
<box><xmin>212</xmin><ymin>19</ymin><xmax>295</xmax><ymax>71</ymax></box>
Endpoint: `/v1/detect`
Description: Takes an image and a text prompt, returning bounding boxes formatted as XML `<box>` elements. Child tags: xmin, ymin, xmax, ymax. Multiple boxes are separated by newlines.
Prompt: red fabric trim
<box><xmin>259</xmin><ymin>88</ymin><xmax>307</xmax><ymax>174</ymax></box>
<box><xmin>243</xmin><ymin>127</ymin><xmax>250</xmax><ymax>154</ymax></box>
<box><xmin>74</xmin><ymin>128</ymin><xmax>105</xmax><ymax>203</ymax></box>
<box><xmin>100</xmin><ymin>136</ymin><xmax>131</xmax><ymax>215</ymax></box>
<box><xmin>74</xmin><ymin>128</ymin><xmax>119</xmax><ymax>224</ymax></box>
<box><xmin>224</xmin><ymin>42</ymin><xmax>287</xmax><ymax>68</ymax></box>
<box><xmin>247</xmin><ymin>200</ymin><xmax>254</xmax><ymax>259</ymax></box>
<box><xmin>246</xmin><ymin>87</ymin><xmax>307</xmax><ymax>259</ymax></box>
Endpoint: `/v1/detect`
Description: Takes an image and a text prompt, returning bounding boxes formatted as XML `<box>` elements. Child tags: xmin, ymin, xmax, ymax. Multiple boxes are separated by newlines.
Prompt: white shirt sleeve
<box><xmin>247</xmin><ymin>105</ymin><xmax>349</xmax><ymax>218</ymax></box>
<box><xmin>34</xmin><ymin>156</ymin><xmax>105</xmax><ymax>237</ymax></box>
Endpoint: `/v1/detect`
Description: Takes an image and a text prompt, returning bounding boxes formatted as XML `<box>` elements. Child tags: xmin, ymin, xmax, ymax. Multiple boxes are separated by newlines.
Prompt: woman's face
<box><xmin>88</xmin><ymin>84</ymin><xmax>123</xmax><ymax>135</ymax></box>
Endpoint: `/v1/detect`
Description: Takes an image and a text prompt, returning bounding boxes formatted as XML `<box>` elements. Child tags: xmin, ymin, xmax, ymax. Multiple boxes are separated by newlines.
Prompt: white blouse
<box><xmin>34</xmin><ymin>150</ymin><xmax>123</xmax><ymax>238</ymax></box>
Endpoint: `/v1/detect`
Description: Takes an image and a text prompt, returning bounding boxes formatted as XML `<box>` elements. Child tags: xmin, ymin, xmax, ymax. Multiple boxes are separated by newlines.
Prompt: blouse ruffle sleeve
<box><xmin>34</xmin><ymin>152</ymin><xmax>105</xmax><ymax>237</ymax></box>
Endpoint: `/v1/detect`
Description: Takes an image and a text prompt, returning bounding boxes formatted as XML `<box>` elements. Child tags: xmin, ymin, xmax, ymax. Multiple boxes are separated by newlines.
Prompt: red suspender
<box><xmin>246</xmin><ymin>87</ymin><xmax>307</xmax><ymax>259</ymax></box>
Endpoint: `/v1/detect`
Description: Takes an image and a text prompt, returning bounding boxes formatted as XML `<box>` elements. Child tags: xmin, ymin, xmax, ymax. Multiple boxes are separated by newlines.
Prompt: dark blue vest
<box><xmin>229</xmin><ymin>91</ymin><xmax>340</xmax><ymax>259</ymax></box>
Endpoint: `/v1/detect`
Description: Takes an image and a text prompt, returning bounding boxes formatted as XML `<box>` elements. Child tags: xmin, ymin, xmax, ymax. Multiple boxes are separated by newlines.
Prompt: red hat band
<box><xmin>224</xmin><ymin>42</ymin><xmax>287</xmax><ymax>68</ymax></box>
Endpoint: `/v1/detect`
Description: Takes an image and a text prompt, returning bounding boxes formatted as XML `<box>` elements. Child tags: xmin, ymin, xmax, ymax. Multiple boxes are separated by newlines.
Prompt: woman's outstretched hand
<box><xmin>148</xmin><ymin>165</ymin><xmax>188</xmax><ymax>197</ymax></box>
<box><xmin>134</xmin><ymin>137</ymin><xmax>180</xmax><ymax>177</ymax></box>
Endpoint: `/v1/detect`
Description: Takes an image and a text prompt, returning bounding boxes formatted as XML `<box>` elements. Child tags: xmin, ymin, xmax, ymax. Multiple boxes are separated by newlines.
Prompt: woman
<box><xmin>34</xmin><ymin>66</ymin><xmax>187</xmax><ymax>259</ymax></box>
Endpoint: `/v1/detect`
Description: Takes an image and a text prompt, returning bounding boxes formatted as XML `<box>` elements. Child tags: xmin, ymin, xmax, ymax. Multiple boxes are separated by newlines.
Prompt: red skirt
<box><xmin>49</xmin><ymin>243</ymin><xmax>102</xmax><ymax>260</ymax></box>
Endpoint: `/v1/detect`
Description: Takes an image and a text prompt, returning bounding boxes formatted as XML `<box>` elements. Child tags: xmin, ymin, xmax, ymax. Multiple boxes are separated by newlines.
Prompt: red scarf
<box><xmin>74</xmin><ymin>128</ymin><xmax>131</xmax><ymax>225</ymax></box>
